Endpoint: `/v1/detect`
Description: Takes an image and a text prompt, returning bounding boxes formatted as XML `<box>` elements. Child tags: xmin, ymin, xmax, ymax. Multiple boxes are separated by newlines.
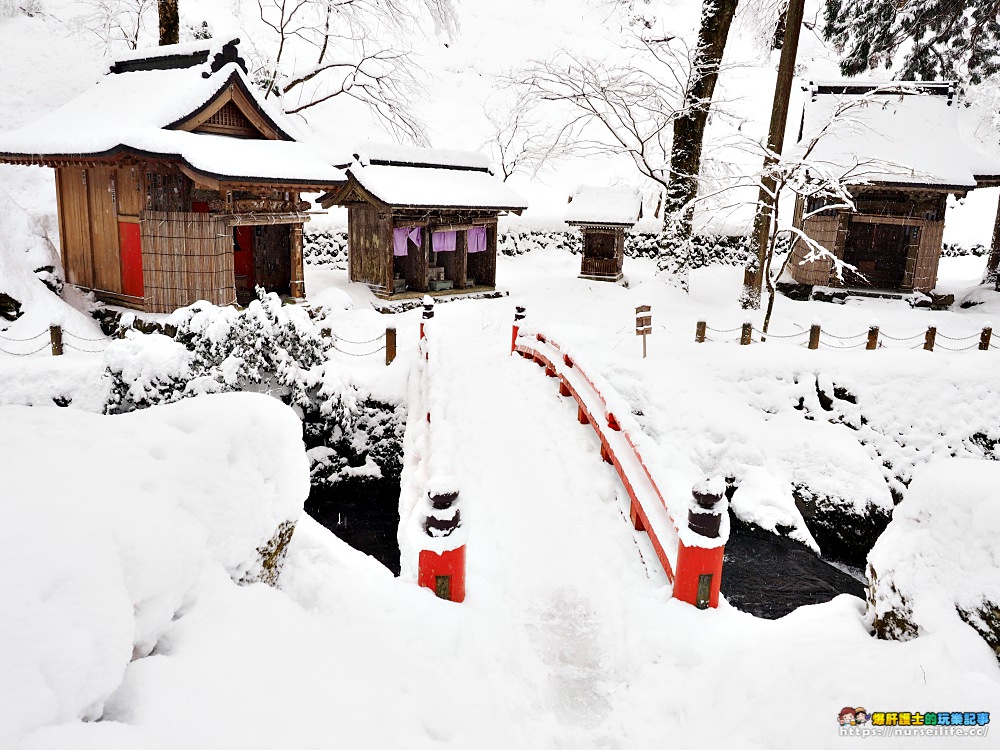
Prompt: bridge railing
<box><xmin>512</xmin><ymin>306</ymin><xmax>728</xmax><ymax>610</ymax></box>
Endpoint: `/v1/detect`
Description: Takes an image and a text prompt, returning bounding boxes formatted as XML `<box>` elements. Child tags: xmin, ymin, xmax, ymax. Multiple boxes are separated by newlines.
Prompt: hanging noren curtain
<box><xmin>467</xmin><ymin>226</ymin><xmax>487</xmax><ymax>253</ymax></box>
<box><xmin>432</xmin><ymin>230</ymin><xmax>457</xmax><ymax>253</ymax></box>
<box><xmin>393</xmin><ymin>227</ymin><xmax>422</xmax><ymax>257</ymax></box>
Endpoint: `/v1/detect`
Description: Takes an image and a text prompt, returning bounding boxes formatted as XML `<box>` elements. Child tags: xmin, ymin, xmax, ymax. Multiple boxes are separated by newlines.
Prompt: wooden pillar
<box><xmin>417</xmin><ymin>226</ymin><xmax>430</xmax><ymax>292</ymax></box>
<box><xmin>385</xmin><ymin>326</ymin><xmax>396</xmax><ymax>365</ymax></box>
<box><xmin>924</xmin><ymin>324</ymin><xmax>937</xmax><ymax>351</ymax></box>
<box><xmin>290</xmin><ymin>224</ymin><xmax>305</xmax><ymax>299</ymax></box>
<box><xmin>980</xmin><ymin>325</ymin><xmax>993</xmax><ymax>351</ymax></box>
<box><xmin>49</xmin><ymin>325</ymin><xmax>63</xmax><ymax>356</ymax></box>
<box><xmin>808</xmin><ymin>324</ymin><xmax>820</xmax><ymax>350</ymax></box>
<box><xmin>695</xmin><ymin>321</ymin><xmax>706</xmax><ymax>343</ymax></box>
<box><xmin>988</xmin><ymin>192</ymin><xmax>1000</xmax><ymax>288</ymax></box>
<box><xmin>455</xmin><ymin>229</ymin><xmax>468</xmax><ymax>290</ymax></box>
<box><xmin>740</xmin><ymin>322</ymin><xmax>752</xmax><ymax>345</ymax></box>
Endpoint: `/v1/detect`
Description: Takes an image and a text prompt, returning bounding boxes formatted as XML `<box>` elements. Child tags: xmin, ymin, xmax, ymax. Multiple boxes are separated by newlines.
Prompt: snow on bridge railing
<box><xmin>512</xmin><ymin>306</ymin><xmax>729</xmax><ymax>610</ymax></box>
<box><xmin>398</xmin><ymin>297</ymin><xmax>466</xmax><ymax>603</ymax></box>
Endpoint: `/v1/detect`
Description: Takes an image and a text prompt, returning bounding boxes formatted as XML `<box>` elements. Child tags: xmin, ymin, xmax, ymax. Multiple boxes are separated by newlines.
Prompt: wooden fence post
<box><xmin>49</xmin><ymin>325</ymin><xmax>63</xmax><ymax>356</ymax></box>
<box><xmin>924</xmin><ymin>324</ymin><xmax>937</xmax><ymax>352</ymax></box>
<box><xmin>385</xmin><ymin>326</ymin><xmax>396</xmax><ymax>366</ymax></box>
<box><xmin>740</xmin><ymin>322</ymin><xmax>752</xmax><ymax>345</ymax></box>
<box><xmin>808</xmin><ymin>324</ymin><xmax>821</xmax><ymax>350</ymax></box>
<box><xmin>867</xmin><ymin>324</ymin><xmax>879</xmax><ymax>351</ymax></box>
<box><xmin>980</xmin><ymin>325</ymin><xmax>992</xmax><ymax>351</ymax></box>
<box><xmin>695</xmin><ymin>321</ymin><xmax>706</xmax><ymax>343</ymax></box>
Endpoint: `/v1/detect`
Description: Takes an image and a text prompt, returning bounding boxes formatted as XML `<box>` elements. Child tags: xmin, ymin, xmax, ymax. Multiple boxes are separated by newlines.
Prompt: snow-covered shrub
<box><xmin>103</xmin><ymin>290</ymin><xmax>405</xmax><ymax>497</ymax></box>
<box><xmin>866</xmin><ymin>459</ymin><xmax>1000</xmax><ymax>663</ymax></box>
<box><xmin>303</xmin><ymin>230</ymin><xmax>349</xmax><ymax>268</ymax></box>
<box><xmin>942</xmin><ymin>242</ymin><xmax>988</xmax><ymax>257</ymax></box>
<box><xmin>0</xmin><ymin>393</ymin><xmax>309</xmax><ymax>742</ymax></box>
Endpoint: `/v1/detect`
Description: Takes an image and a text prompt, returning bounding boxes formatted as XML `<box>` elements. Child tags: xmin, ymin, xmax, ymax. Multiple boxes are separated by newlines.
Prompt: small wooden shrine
<box><xmin>317</xmin><ymin>145</ymin><xmax>528</xmax><ymax>298</ymax></box>
<box><xmin>788</xmin><ymin>81</ymin><xmax>1000</xmax><ymax>294</ymax></box>
<box><xmin>0</xmin><ymin>39</ymin><xmax>343</xmax><ymax>312</ymax></box>
<box><xmin>565</xmin><ymin>187</ymin><xmax>642</xmax><ymax>282</ymax></box>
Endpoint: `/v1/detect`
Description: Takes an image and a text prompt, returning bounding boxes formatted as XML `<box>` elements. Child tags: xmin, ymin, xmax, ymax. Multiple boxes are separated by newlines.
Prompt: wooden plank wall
<box><xmin>790</xmin><ymin>213</ymin><xmax>838</xmax><ymax>285</ymax></box>
<box><xmin>348</xmin><ymin>205</ymin><xmax>393</xmax><ymax>292</ymax></box>
<box><xmin>87</xmin><ymin>167</ymin><xmax>122</xmax><ymax>294</ymax></box>
<box><xmin>141</xmin><ymin>210</ymin><xmax>235</xmax><ymax>313</ymax></box>
<box><xmin>55</xmin><ymin>167</ymin><xmax>94</xmax><ymax>288</ymax></box>
<box><xmin>467</xmin><ymin>225</ymin><xmax>497</xmax><ymax>287</ymax></box>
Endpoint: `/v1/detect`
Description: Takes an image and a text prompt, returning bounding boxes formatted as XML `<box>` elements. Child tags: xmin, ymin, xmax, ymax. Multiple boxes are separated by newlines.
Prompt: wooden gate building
<box><xmin>0</xmin><ymin>40</ymin><xmax>344</xmax><ymax>312</ymax></box>
<box><xmin>788</xmin><ymin>82</ymin><xmax>1000</xmax><ymax>294</ymax></box>
<box><xmin>317</xmin><ymin>145</ymin><xmax>527</xmax><ymax>299</ymax></box>
<box><xmin>566</xmin><ymin>187</ymin><xmax>643</xmax><ymax>282</ymax></box>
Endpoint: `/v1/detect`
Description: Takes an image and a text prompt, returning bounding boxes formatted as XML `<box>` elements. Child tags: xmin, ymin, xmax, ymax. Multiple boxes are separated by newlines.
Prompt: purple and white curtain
<box><xmin>432</xmin><ymin>230</ymin><xmax>457</xmax><ymax>253</ymax></box>
<box><xmin>393</xmin><ymin>227</ymin><xmax>422</xmax><ymax>257</ymax></box>
<box><xmin>467</xmin><ymin>226</ymin><xmax>487</xmax><ymax>253</ymax></box>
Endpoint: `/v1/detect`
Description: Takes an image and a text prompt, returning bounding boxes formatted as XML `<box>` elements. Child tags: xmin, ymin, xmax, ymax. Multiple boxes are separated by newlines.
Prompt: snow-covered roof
<box><xmin>793</xmin><ymin>81</ymin><xmax>1000</xmax><ymax>190</ymax></box>
<box><xmin>0</xmin><ymin>58</ymin><xmax>344</xmax><ymax>187</ymax></box>
<box><xmin>565</xmin><ymin>187</ymin><xmax>643</xmax><ymax>226</ymax></box>
<box><xmin>355</xmin><ymin>142</ymin><xmax>493</xmax><ymax>172</ymax></box>
<box><xmin>326</xmin><ymin>147</ymin><xmax>528</xmax><ymax>212</ymax></box>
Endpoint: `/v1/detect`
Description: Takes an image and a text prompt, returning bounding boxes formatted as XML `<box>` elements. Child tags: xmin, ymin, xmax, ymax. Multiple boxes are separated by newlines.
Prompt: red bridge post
<box><xmin>420</xmin><ymin>295</ymin><xmax>434</xmax><ymax>341</ymax></box>
<box><xmin>418</xmin><ymin>488</ymin><xmax>466</xmax><ymax>602</ymax></box>
<box><xmin>512</xmin><ymin>303</ymin><xmax>526</xmax><ymax>353</ymax></box>
<box><xmin>673</xmin><ymin>479</ymin><xmax>727</xmax><ymax>609</ymax></box>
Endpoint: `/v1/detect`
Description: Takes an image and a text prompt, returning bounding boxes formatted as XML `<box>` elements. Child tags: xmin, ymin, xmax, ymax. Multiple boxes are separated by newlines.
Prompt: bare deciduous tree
<box><xmin>254</xmin><ymin>0</ymin><xmax>457</xmax><ymax>144</ymax></box>
<box><xmin>481</xmin><ymin>89</ymin><xmax>582</xmax><ymax>182</ymax></box>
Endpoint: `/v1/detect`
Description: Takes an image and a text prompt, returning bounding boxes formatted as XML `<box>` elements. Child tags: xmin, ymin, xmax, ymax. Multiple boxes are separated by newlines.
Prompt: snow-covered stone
<box><xmin>867</xmin><ymin>459</ymin><xmax>1000</xmax><ymax>663</ymax></box>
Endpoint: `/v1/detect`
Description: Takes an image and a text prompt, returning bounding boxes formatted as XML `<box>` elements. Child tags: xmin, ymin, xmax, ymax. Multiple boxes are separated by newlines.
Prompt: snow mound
<box><xmin>0</xmin><ymin>393</ymin><xmax>310</xmax><ymax>743</ymax></box>
<box><xmin>867</xmin><ymin>459</ymin><xmax>1000</xmax><ymax>663</ymax></box>
<box><xmin>0</xmin><ymin>190</ymin><xmax>103</xmax><ymax>347</ymax></box>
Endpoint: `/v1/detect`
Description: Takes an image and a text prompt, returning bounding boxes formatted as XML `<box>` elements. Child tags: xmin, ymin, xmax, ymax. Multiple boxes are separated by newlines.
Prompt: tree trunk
<box><xmin>158</xmin><ymin>0</ymin><xmax>179</xmax><ymax>46</ymax></box>
<box><xmin>742</xmin><ymin>0</ymin><xmax>806</xmax><ymax>309</ymax></box>
<box><xmin>666</xmin><ymin>0</ymin><xmax>740</xmax><ymax>240</ymax></box>
<box><xmin>986</xmin><ymin>191</ymin><xmax>1000</xmax><ymax>288</ymax></box>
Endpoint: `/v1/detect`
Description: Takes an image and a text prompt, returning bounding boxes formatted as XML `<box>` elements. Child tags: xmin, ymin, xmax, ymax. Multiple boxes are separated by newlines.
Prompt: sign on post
<box><xmin>635</xmin><ymin>304</ymin><xmax>652</xmax><ymax>358</ymax></box>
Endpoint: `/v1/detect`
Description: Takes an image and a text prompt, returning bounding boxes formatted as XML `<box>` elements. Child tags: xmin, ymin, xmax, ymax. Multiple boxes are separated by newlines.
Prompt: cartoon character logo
<box><xmin>855</xmin><ymin>708</ymin><xmax>869</xmax><ymax>725</ymax></box>
<box><xmin>839</xmin><ymin>707</ymin><xmax>857</xmax><ymax>726</ymax></box>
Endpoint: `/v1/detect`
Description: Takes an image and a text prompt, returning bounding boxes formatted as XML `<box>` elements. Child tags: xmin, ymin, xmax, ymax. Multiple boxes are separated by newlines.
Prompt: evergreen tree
<box><xmin>823</xmin><ymin>0</ymin><xmax>1000</xmax><ymax>85</ymax></box>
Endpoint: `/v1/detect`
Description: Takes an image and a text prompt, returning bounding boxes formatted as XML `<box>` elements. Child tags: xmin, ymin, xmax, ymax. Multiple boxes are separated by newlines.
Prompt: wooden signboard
<box><xmin>635</xmin><ymin>304</ymin><xmax>652</xmax><ymax>357</ymax></box>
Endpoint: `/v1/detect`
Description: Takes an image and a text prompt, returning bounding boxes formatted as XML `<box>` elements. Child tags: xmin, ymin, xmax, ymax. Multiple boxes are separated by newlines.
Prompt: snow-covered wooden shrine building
<box><xmin>565</xmin><ymin>187</ymin><xmax>642</xmax><ymax>282</ymax></box>
<box><xmin>0</xmin><ymin>40</ymin><xmax>343</xmax><ymax>313</ymax></box>
<box><xmin>788</xmin><ymin>81</ymin><xmax>1000</xmax><ymax>294</ymax></box>
<box><xmin>317</xmin><ymin>145</ymin><xmax>527</xmax><ymax>298</ymax></box>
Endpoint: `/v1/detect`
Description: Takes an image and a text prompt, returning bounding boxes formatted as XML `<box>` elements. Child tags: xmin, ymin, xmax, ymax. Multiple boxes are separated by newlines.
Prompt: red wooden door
<box><xmin>233</xmin><ymin>226</ymin><xmax>255</xmax><ymax>290</ymax></box>
<box><xmin>118</xmin><ymin>221</ymin><xmax>144</xmax><ymax>298</ymax></box>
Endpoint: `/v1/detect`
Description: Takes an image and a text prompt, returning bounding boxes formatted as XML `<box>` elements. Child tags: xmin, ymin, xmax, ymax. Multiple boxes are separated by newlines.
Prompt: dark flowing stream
<box><xmin>721</xmin><ymin>516</ymin><xmax>866</xmax><ymax>619</ymax></box>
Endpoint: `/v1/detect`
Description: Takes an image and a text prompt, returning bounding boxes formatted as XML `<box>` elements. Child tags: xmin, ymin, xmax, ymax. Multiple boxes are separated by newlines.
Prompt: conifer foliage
<box><xmin>823</xmin><ymin>0</ymin><xmax>1000</xmax><ymax>84</ymax></box>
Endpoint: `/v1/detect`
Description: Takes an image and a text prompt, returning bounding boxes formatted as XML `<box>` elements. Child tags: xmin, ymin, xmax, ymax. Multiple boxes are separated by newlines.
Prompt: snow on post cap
<box><xmin>422</xmin><ymin>295</ymin><xmax>434</xmax><ymax>306</ymax></box>
<box><xmin>355</xmin><ymin>142</ymin><xmax>492</xmax><ymax>172</ymax></box>
<box><xmin>692</xmin><ymin>476</ymin><xmax>725</xmax><ymax>500</ymax></box>
<box><xmin>566</xmin><ymin>186</ymin><xmax>642</xmax><ymax>226</ymax></box>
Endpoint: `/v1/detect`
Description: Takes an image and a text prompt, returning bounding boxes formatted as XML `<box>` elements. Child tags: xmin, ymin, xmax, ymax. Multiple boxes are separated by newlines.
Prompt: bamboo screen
<box><xmin>141</xmin><ymin>210</ymin><xmax>236</xmax><ymax>313</ymax></box>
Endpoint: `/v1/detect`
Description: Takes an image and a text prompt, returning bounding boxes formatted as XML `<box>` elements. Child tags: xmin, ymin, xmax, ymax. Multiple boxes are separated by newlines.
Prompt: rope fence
<box><xmin>0</xmin><ymin>325</ymin><xmax>115</xmax><ymax>357</ymax></box>
<box><xmin>697</xmin><ymin>320</ymin><xmax>995</xmax><ymax>353</ymax></box>
<box><xmin>1</xmin><ymin>323</ymin><xmax>401</xmax><ymax>366</ymax></box>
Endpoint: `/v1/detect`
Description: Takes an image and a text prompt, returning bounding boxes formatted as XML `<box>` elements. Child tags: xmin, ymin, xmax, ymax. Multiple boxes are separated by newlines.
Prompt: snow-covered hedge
<box><xmin>0</xmin><ymin>393</ymin><xmax>309</xmax><ymax>742</ymax></box>
<box><xmin>302</xmin><ymin>229</ymin><xmax>760</xmax><ymax>270</ymax></box>
<box><xmin>866</xmin><ymin>459</ymin><xmax>1000</xmax><ymax>663</ymax></box>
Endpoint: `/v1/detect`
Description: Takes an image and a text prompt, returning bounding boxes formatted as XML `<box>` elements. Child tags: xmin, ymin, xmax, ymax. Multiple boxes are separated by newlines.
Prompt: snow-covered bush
<box><xmin>303</xmin><ymin>229</ymin><xmax>349</xmax><ymax>268</ymax></box>
<box><xmin>0</xmin><ymin>393</ymin><xmax>309</xmax><ymax>742</ymax></box>
<box><xmin>866</xmin><ymin>459</ymin><xmax>1000</xmax><ymax>663</ymax></box>
<box><xmin>103</xmin><ymin>290</ymin><xmax>404</xmax><ymax>494</ymax></box>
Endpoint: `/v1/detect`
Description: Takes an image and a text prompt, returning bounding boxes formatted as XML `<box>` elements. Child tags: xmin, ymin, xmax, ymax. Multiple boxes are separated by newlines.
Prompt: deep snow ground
<box><xmin>4</xmin><ymin>248</ymin><xmax>1000</xmax><ymax>747</ymax></box>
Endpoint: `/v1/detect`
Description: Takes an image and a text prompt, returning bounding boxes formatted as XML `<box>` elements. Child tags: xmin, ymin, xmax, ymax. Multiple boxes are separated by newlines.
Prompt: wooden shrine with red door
<box><xmin>0</xmin><ymin>39</ymin><xmax>344</xmax><ymax>312</ymax></box>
